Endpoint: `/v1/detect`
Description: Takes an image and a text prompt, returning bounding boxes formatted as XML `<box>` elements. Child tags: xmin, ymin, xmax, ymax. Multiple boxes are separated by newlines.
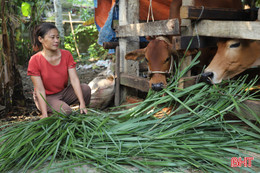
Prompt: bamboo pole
<box><xmin>68</xmin><ymin>12</ymin><xmax>81</xmax><ymax>59</ymax></box>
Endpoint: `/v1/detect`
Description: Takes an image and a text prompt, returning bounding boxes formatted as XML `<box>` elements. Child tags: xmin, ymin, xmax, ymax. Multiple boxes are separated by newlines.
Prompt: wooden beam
<box><xmin>182</xmin><ymin>20</ymin><xmax>260</xmax><ymax>40</ymax></box>
<box><xmin>181</xmin><ymin>6</ymin><xmax>257</xmax><ymax>21</ymax></box>
<box><xmin>172</xmin><ymin>36</ymin><xmax>217</xmax><ymax>50</ymax></box>
<box><xmin>103</xmin><ymin>42</ymin><xmax>119</xmax><ymax>49</ymax></box>
<box><xmin>233</xmin><ymin>100</ymin><xmax>260</xmax><ymax>121</ymax></box>
<box><xmin>116</xmin><ymin>19</ymin><xmax>180</xmax><ymax>37</ymax></box>
<box><xmin>103</xmin><ymin>41</ymin><xmax>149</xmax><ymax>50</ymax></box>
<box><xmin>120</xmin><ymin>73</ymin><xmax>149</xmax><ymax>92</ymax></box>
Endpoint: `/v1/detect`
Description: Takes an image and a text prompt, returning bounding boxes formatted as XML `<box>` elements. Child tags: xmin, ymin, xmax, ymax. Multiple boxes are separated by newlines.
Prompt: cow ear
<box><xmin>125</xmin><ymin>48</ymin><xmax>146</xmax><ymax>61</ymax></box>
<box><xmin>146</xmin><ymin>36</ymin><xmax>156</xmax><ymax>41</ymax></box>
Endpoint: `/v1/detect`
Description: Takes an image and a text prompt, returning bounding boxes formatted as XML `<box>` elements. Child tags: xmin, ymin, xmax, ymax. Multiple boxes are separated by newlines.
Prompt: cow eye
<box><xmin>230</xmin><ymin>42</ymin><xmax>240</xmax><ymax>48</ymax></box>
<box><xmin>145</xmin><ymin>58</ymin><xmax>148</xmax><ymax>62</ymax></box>
<box><xmin>164</xmin><ymin>57</ymin><xmax>170</xmax><ymax>63</ymax></box>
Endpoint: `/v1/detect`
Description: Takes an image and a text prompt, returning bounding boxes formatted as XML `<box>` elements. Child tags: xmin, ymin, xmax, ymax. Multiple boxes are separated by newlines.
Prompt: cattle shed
<box><xmin>95</xmin><ymin>0</ymin><xmax>260</xmax><ymax>116</ymax></box>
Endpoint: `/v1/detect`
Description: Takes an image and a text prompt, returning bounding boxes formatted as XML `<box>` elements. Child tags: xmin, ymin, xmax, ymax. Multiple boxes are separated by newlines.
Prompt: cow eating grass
<box><xmin>125</xmin><ymin>36</ymin><xmax>176</xmax><ymax>91</ymax></box>
<box><xmin>125</xmin><ymin>0</ymin><xmax>243</xmax><ymax>91</ymax></box>
<box><xmin>200</xmin><ymin>39</ymin><xmax>260</xmax><ymax>84</ymax></box>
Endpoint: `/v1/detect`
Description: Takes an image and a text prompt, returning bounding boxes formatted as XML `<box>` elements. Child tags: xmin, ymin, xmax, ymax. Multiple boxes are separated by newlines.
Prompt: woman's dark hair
<box><xmin>33</xmin><ymin>23</ymin><xmax>58</xmax><ymax>52</ymax></box>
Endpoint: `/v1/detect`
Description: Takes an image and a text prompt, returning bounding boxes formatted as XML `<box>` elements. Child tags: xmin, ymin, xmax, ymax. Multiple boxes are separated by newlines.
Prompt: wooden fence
<box><xmin>112</xmin><ymin>0</ymin><xmax>260</xmax><ymax>106</ymax></box>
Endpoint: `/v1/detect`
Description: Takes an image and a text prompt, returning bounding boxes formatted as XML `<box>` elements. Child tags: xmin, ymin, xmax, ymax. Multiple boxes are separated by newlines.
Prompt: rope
<box><xmin>147</xmin><ymin>0</ymin><xmax>154</xmax><ymax>23</ymax></box>
<box><xmin>194</xmin><ymin>6</ymin><xmax>205</xmax><ymax>48</ymax></box>
<box><xmin>148</xmin><ymin>56</ymin><xmax>174</xmax><ymax>75</ymax></box>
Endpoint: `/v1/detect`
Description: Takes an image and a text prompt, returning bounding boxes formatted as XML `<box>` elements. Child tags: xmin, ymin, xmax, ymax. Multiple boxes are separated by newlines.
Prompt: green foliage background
<box><xmin>14</xmin><ymin>0</ymin><xmax>106</xmax><ymax>65</ymax></box>
<box><xmin>64</xmin><ymin>24</ymin><xmax>108</xmax><ymax>61</ymax></box>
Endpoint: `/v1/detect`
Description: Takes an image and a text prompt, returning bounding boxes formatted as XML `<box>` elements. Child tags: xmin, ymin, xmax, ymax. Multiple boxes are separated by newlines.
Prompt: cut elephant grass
<box><xmin>1</xmin><ymin>52</ymin><xmax>260</xmax><ymax>173</ymax></box>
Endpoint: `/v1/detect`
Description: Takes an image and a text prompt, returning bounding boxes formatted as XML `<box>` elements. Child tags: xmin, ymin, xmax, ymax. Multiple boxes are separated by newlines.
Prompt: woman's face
<box><xmin>39</xmin><ymin>28</ymin><xmax>60</xmax><ymax>51</ymax></box>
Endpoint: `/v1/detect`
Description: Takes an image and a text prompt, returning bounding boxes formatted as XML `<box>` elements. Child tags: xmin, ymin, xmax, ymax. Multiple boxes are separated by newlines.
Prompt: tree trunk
<box><xmin>0</xmin><ymin>0</ymin><xmax>26</xmax><ymax>117</ymax></box>
<box><xmin>1</xmin><ymin>0</ymin><xmax>12</xmax><ymax>113</ymax></box>
<box><xmin>54</xmin><ymin>0</ymin><xmax>64</xmax><ymax>48</ymax></box>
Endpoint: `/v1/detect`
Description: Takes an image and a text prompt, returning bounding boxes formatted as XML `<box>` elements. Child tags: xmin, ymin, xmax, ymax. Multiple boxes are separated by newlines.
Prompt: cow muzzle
<box><xmin>199</xmin><ymin>72</ymin><xmax>214</xmax><ymax>84</ymax></box>
<box><xmin>151</xmin><ymin>82</ymin><xmax>164</xmax><ymax>91</ymax></box>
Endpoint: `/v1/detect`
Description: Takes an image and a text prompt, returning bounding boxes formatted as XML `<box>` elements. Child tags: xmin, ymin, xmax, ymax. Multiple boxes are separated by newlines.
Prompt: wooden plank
<box><xmin>178</xmin><ymin>76</ymin><xmax>198</xmax><ymax>89</ymax></box>
<box><xmin>103</xmin><ymin>41</ymin><xmax>149</xmax><ymax>49</ymax></box>
<box><xmin>181</xmin><ymin>56</ymin><xmax>192</xmax><ymax>77</ymax></box>
<box><xmin>233</xmin><ymin>100</ymin><xmax>260</xmax><ymax>121</ymax></box>
<box><xmin>172</xmin><ymin>36</ymin><xmax>217</xmax><ymax>50</ymax></box>
<box><xmin>103</xmin><ymin>42</ymin><xmax>119</xmax><ymax>49</ymax></box>
<box><xmin>182</xmin><ymin>20</ymin><xmax>260</xmax><ymax>40</ymax></box>
<box><xmin>120</xmin><ymin>73</ymin><xmax>149</xmax><ymax>92</ymax></box>
<box><xmin>116</xmin><ymin>19</ymin><xmax>180</xmax><ymax>37</ymax></box>
<box><xmin>181</xmin><ymin>6</ymin><xmax>257</xmax><ymax>21</ymax></box>
<box><xmin>178</xmin><ymin>55</ymin><xmax>192</xmax><ymax>89</ymax></box>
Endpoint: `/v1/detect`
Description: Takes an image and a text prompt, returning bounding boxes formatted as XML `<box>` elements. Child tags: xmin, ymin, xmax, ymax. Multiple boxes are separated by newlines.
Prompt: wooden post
<box><xmin>178</xmin><ymin>54</ymin><xmax>192</xmax><ymax>89</ymax></box>
<box><xmin>68</xmin><ymin>12</ymin><xmax>81</xmax><ymax>59</ymax></box>
<box><xmin>116</xmin><ymin>0</ymin><xmax>126</xmax><ymax>105</ymax></box>
<box><xmin>116</xmin><ymin>0</ymin><xmax>140</xmax><ymax>105</ymax></box>
<box><xmin>125</xmin><ymin>0</ymin><xmax>140</xmax><ymax>76</ymax></box>
<box><xmin>177</xmin><ymin>0</ymin><xmax>194</xmax><ymax>89</ymax></box>
<box><xmin>115</xmin><ymin>46</ymin><xmax>120</xmax><ymax>106</ymax></box>
<box><xmin>180</xmin><ymin>55</ymin><xmax>192</xmax><ymax>76</ymax></box>
<box><xmin>258</xmin><ymin>8</ymin><xmax>260</xmax><ymax>20</ymax></box>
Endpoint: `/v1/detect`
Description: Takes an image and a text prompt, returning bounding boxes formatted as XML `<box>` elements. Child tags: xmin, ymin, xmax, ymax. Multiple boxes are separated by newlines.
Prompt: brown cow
<box><xmin>200</xmin><ymin>39</ymin><xmax>260</xmax><ymax>84</ymax></box>
<box><xmin>125</xmin><ymin>0</ymin><xmax>243</xmax><ymax>91</ymax></box>
<box><xmin>125</xmin><ymin>36</ymin><xmax>176</xmax><ymax>91</ymax></box>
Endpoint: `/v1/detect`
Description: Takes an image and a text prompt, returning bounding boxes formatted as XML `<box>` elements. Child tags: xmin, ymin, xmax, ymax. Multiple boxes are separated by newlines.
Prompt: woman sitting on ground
<box><xmin>27</xmin><ymin>23</ymin><xmax>91</xmax><ymax>119</ymax></box>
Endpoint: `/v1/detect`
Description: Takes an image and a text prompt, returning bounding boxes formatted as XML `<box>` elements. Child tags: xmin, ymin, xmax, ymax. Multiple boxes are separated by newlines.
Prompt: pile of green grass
<box><xmin>0</xmin><ymin>53</ymin><xmax>260</xmax><ymax>173</ymax></box>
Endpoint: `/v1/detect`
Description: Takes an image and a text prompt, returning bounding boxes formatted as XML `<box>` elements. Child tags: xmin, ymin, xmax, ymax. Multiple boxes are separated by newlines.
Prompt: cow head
<box><xmin>125</xmin><ymin>36</ymin><xmax>177</xmax><ymax>91</ymax></box>
<box><xmin>200</xmin><ymin>39</ymin><xmax>260</xmax><ymax>84</ymax></box>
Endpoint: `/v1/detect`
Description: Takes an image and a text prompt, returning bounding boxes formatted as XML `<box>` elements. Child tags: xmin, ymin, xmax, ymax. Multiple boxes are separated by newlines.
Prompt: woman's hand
<box><xmin>80</xmin><ymin>104</ymin><xmax>88</xmax><ymax>114</ymax></box>
<box><xmin>40</xmin><ymin>114</ymin><xmax>48</xmax><ymax>119</ymax></box>
<box><xmin>69</xmin><ymin>68</ymin><xmax>89</xmax><ymax>115</ymax></box>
